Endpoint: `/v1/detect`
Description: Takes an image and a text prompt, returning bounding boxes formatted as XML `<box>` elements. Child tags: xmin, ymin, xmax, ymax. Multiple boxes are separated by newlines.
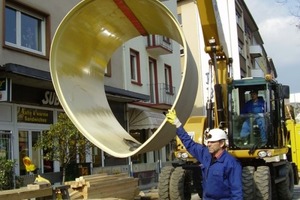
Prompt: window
<box><xmin>180</xmin><ymin>45</ymin><xmax>184</xmax><ymax>56</ymax></box>
<box><xmin>105</xmin><ymin>59</ymin><xmax>112</xmax><ymax>77</ymax></box>
<box><xmin>177</xmin><ymin>13</ymin><xmax>182</xmax><ymax>26</ymax></box>
<box><xmin>238</xmin><ymin>40</ymin><xmax>244</xmax><ymax>54</ymax></box>
<box><xmin>19</xmin><ymin>130</ymin><xmax>43</xmax><ymax>175</ymax></box>
<box><xmin>19</xmin><ymin>130</ymin><xmax>29</xmax><ymax>175</ymax></box>
<box><xmin>149</xmin><ymin>58</ymin><xmax>158</xmax><ymax>103</ymax></box>
<box><xmin>164</xmin><ymin>64</ymin><xmax>173</xmax><ymax>94</ymax></box>
<box><xmin>0</xmin><ymin>131</ymin><xmax>12</xmax><ymax>160</ymax></box>
<box><xmin>235</xmin><ymin>9</ymin><xmax>243</xmax><ymax>29</ymax></box>
<box><xmin>4</xmin><ymin>1</ymin><xmax>48</xmax><ymax>56</ymax></box>
<box><xmin>244</xmin><ymin>23</ymin><xmax>252</xmax><ymax>39</ymax></box>
<box><xmin>162</xmin><ymin>36</ymin><xmax>171</xmax><ymax>44</ymax></box>
<box><xmin>130</xmin><ymin>49</ymin><xmax>141</xmax><ymax>85</ymax></box>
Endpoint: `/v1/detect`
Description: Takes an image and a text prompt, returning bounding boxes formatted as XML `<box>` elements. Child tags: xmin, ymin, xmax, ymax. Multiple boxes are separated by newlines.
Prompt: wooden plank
<box><xmin>87</xmin><ymin>181</ymin><xmax>138</xmax><ymax>199</ymax></box>
<box><xmin>88</xmin><ymin>185</ymin><xmax>139</xmax><ymax>199</ymax></box>
<box><xmin>81</xmin><ymin>173</ymin><xmax>127</xmax><ymax>182</ymax></box>
<box><xmin>69</xmin><ymin>190</ymin><xmax>84</xmax><ymax>199</ymax></box>
<box><xmin>87</xmin><ymin>183</ymin><xmax>138</xmax><ymax>195</ymax></box>
<box><xmin>65</xmin><ymin>174</ymin><xmax>127</xmax><ymax>189</ymax></box>
<box><xmin>87</xmin><ymin>176</ymin><xmax>136</xmax><ymax>184</ymax></box>
<box><xmin>0</xmin><ymin>187</ymin><xmax>52</xmax><ymax>200</ymax></box>
<box><xmin>86</xmin><ymin>176</ymin><xmax>135</xmax><ymax>187</ymax></box>
<box><xmin>66</xmin><ymin>174</ymin><xmax>133</xmax><ymax>188</ymax></box>
<box><xmin>67</xmin><ymin>174</ymin><xmax>139</xmax><ymax>200</ymax></box>
<box><xmin>27</xmin><ymin>182</ymin><xmax>51</xmax><ymax>189</ymax></box>
<box><xmin>87</xmin><ymin>178</ymin><xmax>138</xmax><ymax>192</ymax></box>
<box><xmin>90</xmin><ymin>177</ymin><xmax>138</xmax><ymax>188</ymax></box>
<box><xmin>79</xmin><ymin>173</ymin><xmax>107</xmax><ymax>179</ymax></box>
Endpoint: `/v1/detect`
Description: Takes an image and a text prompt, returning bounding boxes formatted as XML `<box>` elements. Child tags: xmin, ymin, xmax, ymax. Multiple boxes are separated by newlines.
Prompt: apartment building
<box><xmin>177</xmin><ymin>0</ymin><xmax>277</xmax><ymax>117</ymax></box>
<box><xmin>0</xmin><ymin>0</ymin><xmax>181</xmax><ymax>178</ymax></box>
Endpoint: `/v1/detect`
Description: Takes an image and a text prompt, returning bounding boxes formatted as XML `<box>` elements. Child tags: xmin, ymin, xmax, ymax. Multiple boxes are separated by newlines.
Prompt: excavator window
<box><xmin>231</xmin><ymin>88</ymin><xmax>269</xmax><ymax>148</ymax></box>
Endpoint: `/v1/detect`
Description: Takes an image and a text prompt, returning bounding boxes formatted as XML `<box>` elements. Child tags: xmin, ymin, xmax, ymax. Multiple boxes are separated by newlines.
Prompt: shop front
<box><xmin>0</xmin><ymin>71</ymin><xmax>63</xmax><ymax>175</ymax></box>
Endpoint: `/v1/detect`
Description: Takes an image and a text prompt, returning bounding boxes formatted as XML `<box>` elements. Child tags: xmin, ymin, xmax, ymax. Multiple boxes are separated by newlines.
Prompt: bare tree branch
<box><xmin>276</xmin><ymin>0</ymin><xmax>300</xmax><ymax>28</ymax></box>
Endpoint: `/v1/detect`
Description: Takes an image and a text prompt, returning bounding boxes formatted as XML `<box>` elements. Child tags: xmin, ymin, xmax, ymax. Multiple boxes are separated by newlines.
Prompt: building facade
<box><xmin>0</xmin><ymin>0</ymin><xmax>181</xmax><ymax>178</ymax></box>
<box><xmin>1</xmin><ymin>0</ymin><xmax>82</xmax><ymax>176</ymax></box>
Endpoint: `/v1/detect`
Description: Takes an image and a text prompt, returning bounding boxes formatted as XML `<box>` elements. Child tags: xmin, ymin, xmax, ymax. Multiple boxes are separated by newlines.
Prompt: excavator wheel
<box><xmin>277</xmin><ymin>162</ymin><xmax>294</xmax><ymax>200</ymax></box>
<box><xmin>242</xmin><ymin>166</ymin><xmax>256</xmax><ymax>200</ymax></box>
<box><xmin>292</xmin><ymin>162</ymin><xmax>299</xmax><ymax>185</ymax></box>
<box><xmin>254</xmin><ymin>166</ymin><xmax>271</xmax><ymax>200</ymax></box>
<box><xmin>158</xmin><ymin>166</ymin><xmax>174</xmax><ymax>199</ymax></box>
<box><xmin>169</xmin><ymin>167</ymin><xmax>192</xmax><ymax>200</ymax></box>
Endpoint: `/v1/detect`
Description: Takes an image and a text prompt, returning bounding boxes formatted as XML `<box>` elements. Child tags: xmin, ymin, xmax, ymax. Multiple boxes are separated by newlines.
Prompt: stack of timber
<box><xmin>65</xmin><ymin>173</ymin><xmax>140</xmax><ymax>199</ymax></box>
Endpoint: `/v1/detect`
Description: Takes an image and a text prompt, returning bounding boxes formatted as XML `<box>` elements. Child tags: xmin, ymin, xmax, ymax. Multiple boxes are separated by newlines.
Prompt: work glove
<box><xmin>166</xmin><ymin>109</ymin><xmax>182</xmax><ymax>128</ymax></box>
<box><xmin>257</xmin><ymin>113</ymin><xmax>264</xmax><ymax>118</ymax></box>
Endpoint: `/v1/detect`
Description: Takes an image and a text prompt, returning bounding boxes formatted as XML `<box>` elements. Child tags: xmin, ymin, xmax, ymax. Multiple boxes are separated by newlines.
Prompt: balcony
<box><xmin>249</xmin><ymin>45</ymin><xmax>263</xmax><ymax>58</ymax></box>
<box><xmin>251</xmin><ymin>69</ymin><xmax>264</xmax><ymax>78</ymax></box>
<box><xmin>146</xmin><ymin>35</ymin><xmax>173</xmax><ymax>56</ymax></box>
<box><xmin>146</xmin><ymin>83</ymin><xmax>176</xmax><ymax>109</ymax></box>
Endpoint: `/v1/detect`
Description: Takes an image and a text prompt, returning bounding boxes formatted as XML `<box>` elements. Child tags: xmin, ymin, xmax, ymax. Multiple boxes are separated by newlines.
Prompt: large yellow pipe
<box><xmin>50</xmin><ymin>0</ymin><xmax>198</xmax><ymax>157</ymax></box>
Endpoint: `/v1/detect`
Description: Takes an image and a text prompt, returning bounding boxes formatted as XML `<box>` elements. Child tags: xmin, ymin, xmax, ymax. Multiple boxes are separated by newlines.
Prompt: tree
<box><xmin>277</xmin><ymin>0</ymin><xmax>300</xmax><ymax>28</ymax></box>
<box><xmin>34</xmin><ymin>112</ymin><xmax>92</xmax><ymax>183</ymax></box>
<box><xmin>292</xmin><ymin>0</ymin><xmax>300</xmax><ymax>28</ymax></box>
<box><xmin>0</xmin><ymin>158</ymin><xmax>15</xmax><ymax>190</ymax></box>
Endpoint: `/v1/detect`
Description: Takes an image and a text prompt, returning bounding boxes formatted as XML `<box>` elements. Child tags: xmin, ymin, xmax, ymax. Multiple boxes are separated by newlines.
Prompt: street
<box><xmin>294</xmin><ymin>183</ymin><xmax>300</xmax><ymax>200</ymax></box>
<box><xmin>190</xmin><ymin>183</ymin><xmax>300</xmax><ymax>200</ymax></box>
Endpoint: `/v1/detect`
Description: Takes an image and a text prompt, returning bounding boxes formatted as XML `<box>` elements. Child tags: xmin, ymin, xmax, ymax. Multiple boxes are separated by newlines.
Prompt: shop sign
<box><xmin>12</xmin><ymin>85</ymin><xmax>61</xmax><ymax>108</ymax></box>
<box><xmin>0</xmin><ymin>78</ymin><xmax>11</xmax><ymax>102</ymax></box>
<box><xmin>42</xmin><ymin>91</ymin><xmax>60</xmax><ymax>106</ymax></box>
<box><xmin>17</xmin><ymin>107</ymin><xmax>53</xmax><ymax>124</ymax></box>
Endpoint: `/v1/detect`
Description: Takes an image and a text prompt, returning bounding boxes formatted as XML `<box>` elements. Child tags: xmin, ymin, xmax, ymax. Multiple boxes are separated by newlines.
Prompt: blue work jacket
<box><xmin>241</xmin><ymin>98</ymin><xmax>265</xmax><ymax>114</ymax></box>
<box><xmin>176</xmin><ymin>126</ymin><xmax>243</xmax><ymax>200</ymax></box>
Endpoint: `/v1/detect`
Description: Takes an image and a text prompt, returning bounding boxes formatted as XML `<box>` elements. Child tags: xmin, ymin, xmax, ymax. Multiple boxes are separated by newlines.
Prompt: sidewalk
<box><xmin>294</xmin><ymin>183</ymin><xmax>300</xmax><ymax>200</ymax></box>
<box><xmin>140</xmin><ymin>182</ymin><xmax>300</xmax><ymax>200</ymax></box>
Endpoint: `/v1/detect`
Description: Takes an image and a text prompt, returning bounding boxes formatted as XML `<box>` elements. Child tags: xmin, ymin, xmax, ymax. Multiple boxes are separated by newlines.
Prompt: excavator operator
<box><xmin>166</xmin><ymin>109</ymin><xmax>243</xmax><ymax>200</ymax></box>
<box><xmin>240</xmin><ymin>89</ymin><xmax>267</xmax><ymax>145</ymax></box>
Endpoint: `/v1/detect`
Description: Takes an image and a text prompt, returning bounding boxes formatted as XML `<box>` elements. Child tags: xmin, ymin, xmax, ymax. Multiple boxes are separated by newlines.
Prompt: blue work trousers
<box><xmin>240</xmin><ymin>117</ymin><xmax>266</xmax><ymax>143</ymax></box>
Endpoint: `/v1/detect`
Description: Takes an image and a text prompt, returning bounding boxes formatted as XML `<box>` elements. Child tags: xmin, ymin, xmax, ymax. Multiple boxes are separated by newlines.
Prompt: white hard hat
<box><xmin>205</xmin><ymin>128</ymin><xmax>228</xmax><ymax>142</ymax></box>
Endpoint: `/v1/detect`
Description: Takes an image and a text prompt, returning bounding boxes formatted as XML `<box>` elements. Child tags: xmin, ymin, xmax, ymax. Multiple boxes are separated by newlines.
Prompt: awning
<box><xmin>1</xmin><ymin>63</ymin><xmax>54</xmax><ymax>90</ymax></box>
<box><xmin>2</xmin><ymin>63</ymin><xmax>51</xmax><ymax>81</ymax></box>
<box><xmin>129</xmin><ymin>108</ymin><xmax>165</xmax><ymax>130</ymax></box>
<box><xmin>0</xmin><ymin>64</ymin><xmax>149</xmax><ymax>102</ymax></box>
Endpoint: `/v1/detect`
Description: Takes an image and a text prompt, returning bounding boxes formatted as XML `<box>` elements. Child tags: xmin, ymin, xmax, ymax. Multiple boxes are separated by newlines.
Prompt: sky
<box><xmin>244</xmin><ymin>0</ymin><xmax>300</xmax><ymax>93</ymax></box>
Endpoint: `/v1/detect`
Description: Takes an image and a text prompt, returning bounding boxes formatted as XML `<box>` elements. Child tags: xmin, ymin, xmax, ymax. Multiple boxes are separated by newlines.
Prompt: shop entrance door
<box><xmin>19</xmin><ymin>130</ymin><xmax>53</xmax><ymax>175</ymax></box>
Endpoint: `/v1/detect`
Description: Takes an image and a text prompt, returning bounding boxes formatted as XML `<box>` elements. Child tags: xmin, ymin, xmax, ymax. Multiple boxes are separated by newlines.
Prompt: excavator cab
<box><xmin>231</xmin><ymin>87</ymin><xmax>269</xmax><ymax>148</ymax></box>
<box><xmin>228</xmin><ymin>77</ymin><xmax>290</xmax><ymax>153</ymax></box>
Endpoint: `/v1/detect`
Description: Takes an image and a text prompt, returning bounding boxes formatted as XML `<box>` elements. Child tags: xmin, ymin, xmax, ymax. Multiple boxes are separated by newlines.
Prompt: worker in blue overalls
<box><xmin>240</xmin><ymin>89</ymin><xmax>266</xmax><ymax>145</ymax></box>
<box><xmin>166</xmin><ymin>109</ymin><xmax>243</xmax><ymax>200</ymax></box>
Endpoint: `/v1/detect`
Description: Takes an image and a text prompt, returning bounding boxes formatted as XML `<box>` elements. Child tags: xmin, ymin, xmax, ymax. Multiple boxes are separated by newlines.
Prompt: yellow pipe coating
<box><xmin>50</xmin><ymin>0</ymin><xmax>198</xmax><ymax>157</ymax></box>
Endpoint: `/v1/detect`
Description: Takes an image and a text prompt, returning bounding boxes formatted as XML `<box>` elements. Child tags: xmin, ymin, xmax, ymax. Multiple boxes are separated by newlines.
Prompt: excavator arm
<box><xmin>196</xmin><ymin>0</ymin><xmax>231</xmax><ymax>130</ymax></box>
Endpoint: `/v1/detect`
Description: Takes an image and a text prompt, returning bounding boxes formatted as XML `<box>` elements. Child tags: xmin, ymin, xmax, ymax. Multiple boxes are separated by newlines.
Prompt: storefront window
<box><xmin>19</xmin><ymin>131</ymin><xmax>29</xmax><ymax>175</ymax></box>
<box><xmin>130</xmin><ymin>131</ymin><xmax>146</xmax><ymax>164</ymax></box>
<box><xmin>19</xmin><ymin>130</ymin><xmax>43</xmax><ymax>175</ymax></box>
<box><xmin>41</xmin><ymin>130</ymin><xmax>53</xmax><ymax>173</ymax></box>
<box><xmin>31</xmin><ymin>131</ymin><xmax>41</xmax><ymax>172</ymax></box>
<box><xmin>0</xmin><ymin>131</ymin><xmax>12</xmax><ymax>159</ymax></box>
<box><xmin>92</xmin><ymin>146</ymin><xmax>103</xmax><ymax>167</ymax></box>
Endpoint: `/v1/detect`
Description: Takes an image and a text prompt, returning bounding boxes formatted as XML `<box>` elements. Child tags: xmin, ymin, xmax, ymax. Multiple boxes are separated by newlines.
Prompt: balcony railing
<box><xmin>146</xmin><ymin>35</ymin><xmax>173</xmax><ymax>55</ymax></box>
<box><xmin>148</xmin><ymin>83</ymin><xmax>176</xmax><ymax>106</ymax></box>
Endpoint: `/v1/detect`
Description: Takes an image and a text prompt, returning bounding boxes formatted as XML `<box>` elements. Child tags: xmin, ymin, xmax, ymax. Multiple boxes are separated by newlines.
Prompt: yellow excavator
<box><xmin>157</xmin><ymin>1</ymin><xmax>298</xmax><ymax>200</ymax></box>
<box><xmin>50</xmin><ymin>0</ymin><xmax>298</xmax><ymax>199</ymax></box>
